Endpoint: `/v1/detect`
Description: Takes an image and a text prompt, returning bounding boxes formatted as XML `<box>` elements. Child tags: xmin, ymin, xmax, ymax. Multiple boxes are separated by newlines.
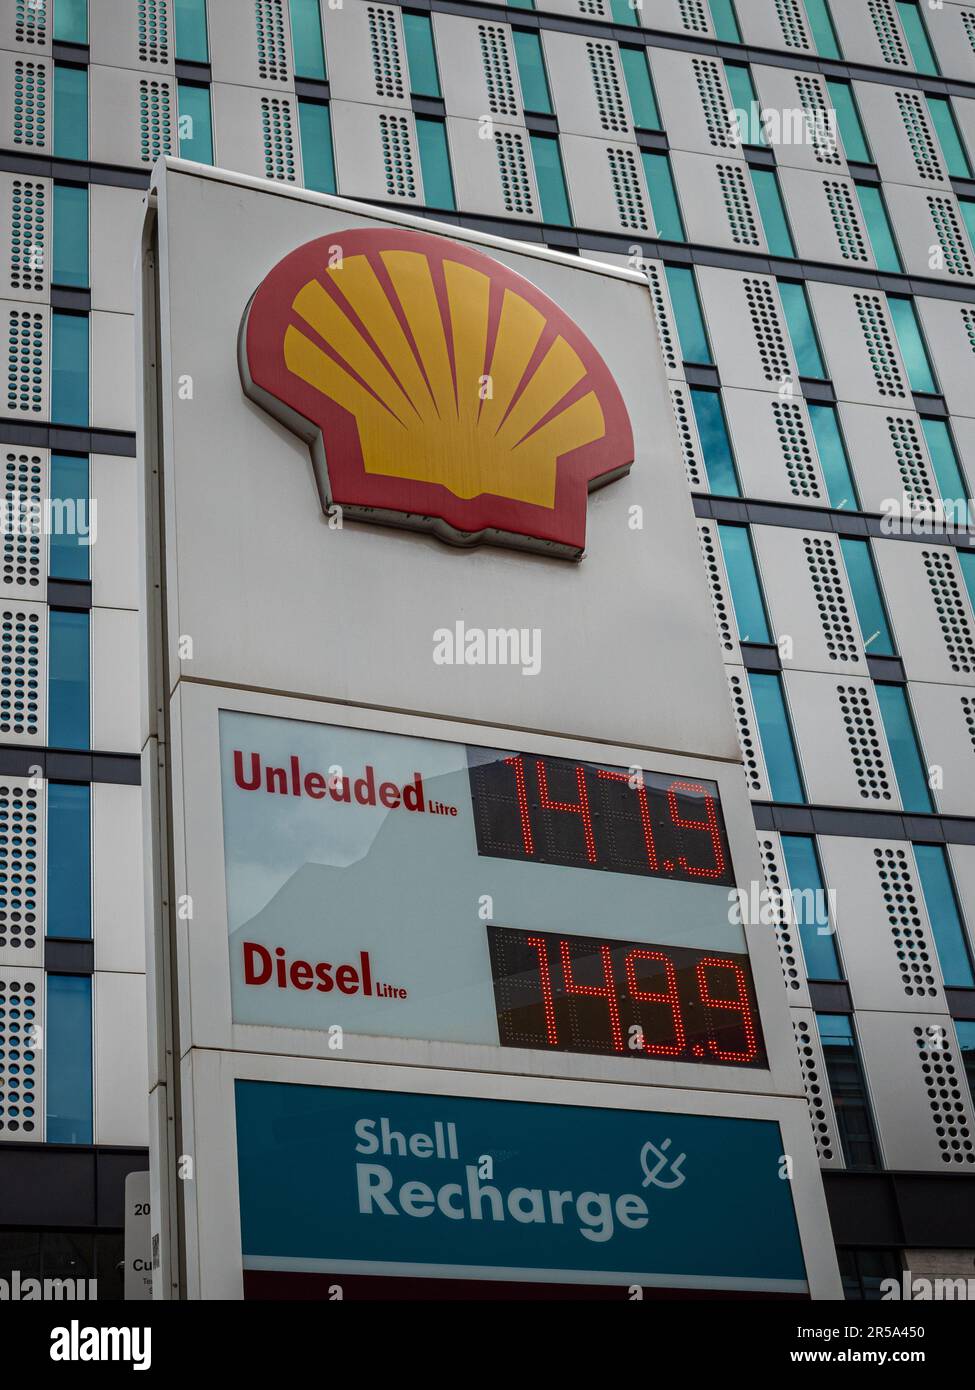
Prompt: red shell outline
<box><xmin>240</xmin><ymin>227</ymin><xmax>634</xmax><ymax>557</ymax></box>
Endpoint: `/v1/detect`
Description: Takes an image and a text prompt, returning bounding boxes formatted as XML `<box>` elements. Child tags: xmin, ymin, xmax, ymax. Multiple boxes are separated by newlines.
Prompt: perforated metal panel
<box><xmin>641</xmin><ymin>257</ymin><xmax>682</xmax><ymax>379</ymax></box>
<box><xmin>916</xmin><ymin>293</ymin><xmax>975</xmax><ymax>417</ymax></box>
<box><xmin>208</xmin><ymin>0</ymin><xmax>295</xmax><ymax>90</ymax></box>
<box><xmin>329</xmin><ymin>100</ymin><xmax>420</xmax><ymax>205</ymax></box>
<box><xmin>0</xmin><ymin>173</ymin><xmax>49</xmax><ymax>303</ymax></box>
<box><xmin>873</xmin><ymin>539</ymin><xmax>975</xmax><ymax>685</ymax></box>
<box><xmin>0</xmin><ymin>777</ymin><xmax>43</xmax><ymax>968</ymax></box>
<box><xmin>776</xmin><ymin>167</ymin><xmax>874</xmax><ymax>268</ymax></box>
<box><xmin>830</xmin><ymin>0</ymin><xmax>911</xmax><ymax>69</ymax></box>
<box><xmin>0</xmin><ymin>965</ymin><xmax>42</xmax><ymax>1141</ymax></box>
<box><xmin>669</xmin><ymin>151</ymin><xmax>766</xmax><ymax>252</ymax></box>
<box><xmin>89</xmin><ymin>64</ymin><xmax>176</xmax><ymax>168</ymax></box>
<box><xmin>695</xmin><ymin>266</ymin><xmax>798</xmax><ymax>392</ymax></box>
<box><xmin>722</xmin><ymin>387</ymin><xmax>827</xmax><ymax>506</ymax></box>
<box><xmin>561</xmin><ymin>136</ymin><xmax>648</xmax><ymax>234</ymax></box>
<box><xmin>210</xmin><ymin>82</ymin><xmax>302</xmax><ymax>184</ymax></box>
<box><xmin>927</xmin><ymin>3</ymin><xmax>975</xmax><ymax>84</ymax></box>
<box><xmin>726</xmin><ymin>665</ymin><xmax>773</xmax><ymax>799</ymax></box>
<box><xmin>751</xmin><ymin>66</ymin><xmax>845</xmax><ymax>174</ymax></box>
<box><xmin>735</xmin><ymin>0</ymin><xmax>813</xmax><ymax>53</ymax></box>
<box><xmin>0</xmin><ymin>0</ymin><xmax>51</xmax><ymax>53</ymax></box>
<box><xmin>831</xmin><ymin>402</ymin><xmax>936</xmax><ymax>516</ymax></box>
<box><xmin>1</xmin><ymin>301</ymin><xmax>49</xmax><ymax>421</ymax></box>
<box><xmin>752</xmin><ymin>526</ymin><xmax>866</xmax><ymax>675</ymax></box>
<box><xmin>445</xmin><ymin>119</ymin><xmax>539</xmax><ymax>222</ymax></box>
<box><xmin>757</xmin><ymin>831</ymin><xmax>812</xmax><ymax>1005</ymax></box>
<box><xmin>668</xmin><ymin>380</ymin><xmax>706</xmax><ymax>489</ymax></box>
<box><xmin>433</xmin><ymin>14</ymin><xmax>523</xmax><ymax>124</ymax></box>
<box><xmin>0</xmin><ymin>52</ymin><xmax>50</xmax><ymax>156</ymax></box>
<box><xmin>855</xmin><ymin>82</ymin><xmax>949</xmax><ymax>190</ymax></box>
<box><xmin>0</xmin><ymin>448</ymin><xmax>47</xmax><ymax>600</ymax></box>
<box><xmin>910</xmin><ymin>683</ymin><xmax>975</xmax><ymax>816</ymax></box>
<box><xmin>884</xmin><ymin>184</ymin><xmax>975</xmax><ymax>282</ymax></box>
<box><xmin>321</xmin><ymin>0</ymin><xmax>407</xmax><ymax>107</ymax></box>
<box><xmin>806</xmin><ymin>283</ymin><xmax>909</xmax><ymax>408</ymax></box>
<box><xmin>649</xmin><ymin>48</ymin><xmax>737</xmax><ymax>157</ymax></box>
<box><xmin>542</xmin><ymin>31</ymin><xmax>631</xmax><ymax>141</ymax></box>
<box><xmin>0</xmin><ymin>600</ymin><xmax>44</xmax><ymax>745</ymax></box>
<box><xmin>89</xmin><ymin>0</ymin><xmax>174</xmax><ymax>73</ymax></box>
<box><xmin>791</xmin><ymin>1006</ymin><xmax>844</xmax><ymax>1168</ymax></box>
<box><xmin>857</xmin><ymin>1012</ymin><xmax>975</xmax><ymax>1170</ymax></box>
<box><xmin>784</xmin><ymin>670</ymin><xmax>898</xmax><ymax>808</ymax></box>
<box><xmin>696</xmin><ymin>519</ymin><xmax>737</xmax><ymax>661</ymax></box>
<box><xmin>817</xmin><ymin>836</ymin><xmax>944</xmax><ymax>1012</ymax></box>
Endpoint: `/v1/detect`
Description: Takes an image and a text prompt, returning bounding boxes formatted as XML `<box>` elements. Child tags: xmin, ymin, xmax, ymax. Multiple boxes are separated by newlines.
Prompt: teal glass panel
<box><xmin>717</xmin><ymin>524</ymin><xmax>770</xmax><ymax>643</ymax></box>
<box><xmin>780</xmin><ymin>835</ymin><xmax>842</xmax><ymax>981</ymax></box>
<box><xmin>808</xmin><ymin>404</ymin><xmax>858</xmax><ymax>510</ymax></box>
<box><xmin>175</xmin><ymin>0</ymin><xmax>209</xmax><ymax>63</ymax></box>
<box><xmin>875</xmin><ymin>683</ymin><xmax>932</xmax><ymax>813</ymax></box>
<box><xmin>914</xmin><ymin>845</ymin><xmax>974</xmax><ymax>989</ymax></box>
<box><xmin>52</xmin><ymin>184</ymin><xmax>88</xmax><ymax>289</ymax></box>
<box><xmin>416</xmin><ymin>118</ymin><xmax>455</xmax><ymax>211</ymax></box>
<box><xmin>888</xmin><ymin>296</ymin><xmax>937</xmax><ymax>395</ymax></box>
<box><xmin>507</xmin><ymin>0</ymin><xmax>535</xmax><ymax>8</ymax></box>
<box><xmin>856</xmin><ymin>184</ymin><xmax>901</xmax><ymax>272</ymax></box>
<box><xmin>177</xmin><ymin>83</ymin><xmax>213</xmax><ymax>164</ymax></box>
<box><xmin>514</xmin><ymin>31</ymin><xmax>553</xmax><ymax>115</ymax></box>
<box><xmin>962</xmin><ymin>199</ymin><xmax>975</xmax><ymax>251</ymax></box>
<box><xmin>748</xmin><ymin>672</ymin><xmax>805</xmax><ymax>803</ymax></box>
<box><xmin>403</xmin><ymin>12</ymin><xmax>441</xmax><ymax>98</ymax></box>
<box><xmin>47</xmin><ymin>782</ymin><xmax>90</xmax><ymax>940</ymax></box>
<box><xmin>751</xmin><ymin>168</ymin><xmax>795</xmax><ymax>257</ymax></box>
<box><xmin>49</xmin><ymin>453</ymin><xmax>90</xmax><ymax>581</ymax></box>
<box><xmin>530</xmin><ymin>135</ymin><xmax>571</xmax><ymax>225</ymax></box>
<box><xmin>665</xmin><ymin>266</ymin><xmax>711</xmax><ymax>365</ymax></box>
<box><xmin>48</xmin><ymin>609</ymin><xmax>90</xmax><ymax>750</ymax></box>
<box><xmin>610</xmin><ymin>0</ymin><xmax>640</xmax><ymax>27</ymax></box>
<box><xmin>53</xmin><ymin>65</ymin><xmax>88</xmax><ymax>161</ymax></box>
<box><xmin>805</xmin><ymin>0</ymin><xmax>841</xmax><ymax>58</ymax></box>
<box><xmin>54</xmin><ymin>0</ymin><xmax>88</xmax><ymax>44</ymax></box>
<box><xmin>779</xmin><ymin>281</ymin><xmax>825</xmax><ymax>379</ymax></box>
<box><xmin>921</xmin><ymin>419</ymin><xmax>971</xmax><ymax>526</ymax></box>
<box><xmin>298</xmin><ymin>101</ymin><xmax>336</xmax><ymax>194</ymax></box>
<box><xmin>620</xmin><ymin>47</ymin><xmax>659</xmax><ymax>130</ymax></box>
<box><xmin>960</xmin><ymin>551</ymin><xmax>975</xmax><ymax>614</ymax></box>
<box><xmin>46</xmin><ymin>975</ymin><xmax>93</xmax><ymax>1144</ymax></box>
<box><xmin>51</xmin><ymin>312</ymin><xmax>88</xmax><ymax>427</ymax></box>
<box><xmin>290</xmin><ymin>0</ymin><xmax>326</xmax><ymax>80</ymax></box>
<box><xmin>826</xmin><ymin>81</ymin><xmax>870</xmax><ymax>163</ymax></box>
<box><xmin>896</xmin><ymin>1</ymin><xmax>939</xmax><ymax>74</ymax></box>
<box><xmin>709</xmin><ymin>0</ymin><xmax>741</xmax><ymax>43</ymax></box>
<box><xmin>690</xmin><ymin>390</ymin><xmax>738</xmax><ymax>497</ymax></box>
<box><xmin>725</xmin><ymin>64</ymin><xmax>763</xmax><ymax>146</ymax></box>
<box><xmin>642</xmin><ymin>152</ymin><xmax>685</xmax><ymax>241</ymax></box>
<box><xmin>839</xmin><ymin>539</ymin><xmax>894</xmax><ymax>656</ymax></box>
<box><xmin>927</xmin><ymin>97</ymin><xmax>972</xmax><ymax>179</ymax></box>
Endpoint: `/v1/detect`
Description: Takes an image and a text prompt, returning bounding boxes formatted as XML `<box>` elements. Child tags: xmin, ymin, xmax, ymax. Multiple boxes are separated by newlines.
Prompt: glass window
<box><xmin>779</xmin><ymin>280</ymin><xmax>825</xmax><ymax>379</ymax></box>
<box><xmin>665</xmin><ymin>265</ymin><xmax>711</xmax><ymax>365</ymax></box>
<box><xmin>690</xmin><ymin>389</ymin><xmax>738</xmax><ymax>496</ymax></box>
<box><xmin>45</xmin><ymin>975</ymin><xmax>93</xmax><ymax>1145</ymax></box>
<box><xmin>51</xmin><ymin>312</ymin><xmax>89</xmax><ymax>427</ymax></box>
<box><xmin>914</xmin><ymin>845</ymin><xmax>974</xmax><ymax>989</ymax></box>
<box><xmin>530</xmin><ymin>135</ymin><xmax>571</xmax><ymax>226</ymax></box>
<box><xmin>804</xmin><ymin>0</ymin><xmax>841</xmax><ymax>59</ymax></box>
<box><xmin>896</xmin><ymin>1</ymin><xmax>940</xmax><ymax>75</ymax></box>
<box><xmin>48</xmin><ymin>609</ymin><xmax>90</xmax><ymax>750</ymax></box>
<box><xmin>177</xmin><ymin>83</ymin><xmax>213</xmax><ymax>164</ymax></box>
<box><xmin>920</xmin><ymin>418</ymin><xmax>971</xmax><ymax>527</ymax></box>
<box><xmin>298</xmin><ymin>100</ymin><xmax>336</xmax><ymax>194</ymax></box>
<box><xmin>49</xmin><ymin>453</ymin><xmax>90</xmax><ymax>581</ymax></box>
<box><xmin>175</xmin><ymin>0</ymin><xmax>209</xmax><ymax>63</ymax></box>
<box><xmin>809</xmin><ymin>404</ymin><xmax>858</xmax><ymax>511</ymax></box>
<box><xmin>960</xmin><ymin>551</ymin><xmax>975</xmax><ymax>615</ymax></box>
<box><xmin>610</xmin><ymin>0</ymin><xmax>639</xmax><ymax>26</ymax></box>
<box><xmin>290</xmin><ymin>0</ymin><xmax>326</xmax><ymax>81</ymax></box>
<box><xmin>403</xmin><ymin>12</ymin><xmax>440</xmax><ymax>98</ymax></box>
<box><xmin>817</xmin><ymin>1014</ymin><xmax>879</xmax><ymax>1168</ymax></box>
<box><xmin>709</xmin><ymin>0</ymin><xmax>741</xmax><ymax>43</ymax></box>
<box><xmin>876</xmin><ymin>683</ymin><xmax>932</xmax><ymax>814</ymax></box>
<box><xmin>46</xmin><ymin>782</ymin><xmax>90</xmax><ymax>940</ymax></box>
<box><xmin>856</xmin><ymin>183</ymin><xmax>902</xmax><ymax>273</ymax></box>
<box><xmin>53</xmin><ymin>65</ymin><xmax>88</xmax><ymax>162</ymax></box>
<box><xmin>54</xmin><ymin>0</ymin><xmax>88</xmax><ymax>44</ymax></box>
<box><xmin>961</xmin><ymin>198</ymin><xmax>975</xmax><ymax>252</ymax></box>
<box><xmin>927</xmin><ymin>97</ymin><xmax>972</xmax><ymax>179</ymax></box>
<box><xmin>725</xmin><ymin>64</ymin><xmax>763</xmax><ymax>146</ymax></box>
<box><xmin>958</xmin><ymin>1021</ymin><xmax>975</xmax><ymax>1112</ymax></box>
<box><xmin>781</xmin><ymin>834</ymin><xmax>842</xmax><ymax>981</ymax></box>
<box><xmin>750</xmin><ymin>168</ymin><xmax>795</xmax><ymax>257</ymax></box>
<box><xmin>513</xmin><ymin>30</ymin><xmax>553</xmax><ymax>116</ymax></box>
<box><xmin>887</xmin><ymin>296</ymin><xmax>937</xmax><ymax>395</ymax></box>
<box><xmin>507</xmin><ymin>0</ymin><xmax>535</xmax><ymax>8</ymax></box>
<box><xmin>642</xmin><ymin>152</ymin><xmax>685</xmax><ymax>241</ymax></box>
<box><xmin>620</xmin><ymin>47</ymin><xmax>659</xmax><ymax>131</ymax></box>
<box><xmin>416</xmin><ymin>118</ymin><xmax>455</xmax><ymax>211</ymax></box>
<box><xmin>748</xmin><ymin>671</ymin><xmax>805</xmax><ymax>803</ymax></box>
<box><xmin>839</xmin><ymin>1248</ymin><xmax>904</xmax><ymax>1302</ymax></box>
<box><xmin>827</xmin><ymin>81</ymin><xmax>870</xmax><ymax>163</ymax></box>
<box><xmin>717</xmin><ymin>524</ymin><xmax>770</xmax><ymax>644</ymax></box>
<box><xmin>52</xmin><ymin>184</ymin><xmax>88</xmax><ymax>289</ymax></box>
<box><xmin>840</xmin><ymin>538</ymin><xmax>894</xmax><ymax>656</ymax></box>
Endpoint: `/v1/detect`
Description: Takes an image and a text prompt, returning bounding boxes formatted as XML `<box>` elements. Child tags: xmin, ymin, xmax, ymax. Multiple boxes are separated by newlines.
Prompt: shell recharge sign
<box><xmin>238</xmin><ymin>227</ymin><xmax>634</xmax><ymax>558</ymax></box>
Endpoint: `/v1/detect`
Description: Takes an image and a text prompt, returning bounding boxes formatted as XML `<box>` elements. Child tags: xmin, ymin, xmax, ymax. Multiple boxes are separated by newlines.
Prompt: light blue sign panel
<box><xmin>235</xmin><ymin>1081</ymin><xmax>807</xmax><ymax>1291</ymax></box>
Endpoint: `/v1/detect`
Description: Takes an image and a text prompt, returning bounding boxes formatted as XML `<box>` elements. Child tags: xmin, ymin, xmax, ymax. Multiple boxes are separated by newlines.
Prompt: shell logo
<box><xmin>239</xmin><ymin>227</ymin><xmax>633</xmax><ymax>558</ymax></box>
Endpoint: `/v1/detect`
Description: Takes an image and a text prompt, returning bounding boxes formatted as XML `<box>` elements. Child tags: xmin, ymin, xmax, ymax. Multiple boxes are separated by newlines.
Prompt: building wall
<box><xmin>2</xmin><ymin>0</ymin><xmax>975</xmax><ymax>1296</ymax></box>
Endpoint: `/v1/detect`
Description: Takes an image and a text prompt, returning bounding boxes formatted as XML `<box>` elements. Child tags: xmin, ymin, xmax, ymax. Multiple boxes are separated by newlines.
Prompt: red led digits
<box><xmin>537</xmin><ymin>761</ymin><xmax>597</xmax><ymax>863</ymax></box>
<box><xmin>559</xmin><ymin>938</ymin><xmax>623</xmax><ymax>1051</ymax></box>
<box><xmin>695</xmin><ymin>957</ymin><xmax>758</xmax><ymax>1063</ymax></box>
<box><xmin>526</xmin><ymin>935</ymin><xmax>558</xmax><ymax>1046</ymax></box>
<box><xmin>503</xmin><ymin>755</ymin><xmax>535</xmax><ymax>856</ymax></box>
<box><xmin>624</xmin><ymin>949</ymin><xmax>686</xmax><ymax>1056</ymax></box>
<box><xmin>666</xmin><ymin>780</ymin><xmax>727</xmax><ymax>880</ymax></box>
<box><xmin>596</xmin><ymin>769</ymin><xmax>659</xmax><ymax>870</ymax></box>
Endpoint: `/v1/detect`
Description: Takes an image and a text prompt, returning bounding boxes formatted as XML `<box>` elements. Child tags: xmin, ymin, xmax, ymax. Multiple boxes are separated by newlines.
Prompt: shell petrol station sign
<box><xmin>138</xmin><ymin>161</ymin><xmax>841</xmax><ymax>1300</ymax></box>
